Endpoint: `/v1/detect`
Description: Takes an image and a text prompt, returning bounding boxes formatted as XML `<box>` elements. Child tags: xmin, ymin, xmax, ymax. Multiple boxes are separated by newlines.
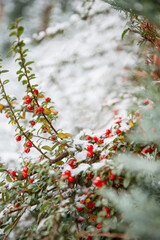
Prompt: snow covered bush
<box><xmin>0</xmin><ymin>3</ymin><xmax>160</xmax><ymax>240</ymax></box>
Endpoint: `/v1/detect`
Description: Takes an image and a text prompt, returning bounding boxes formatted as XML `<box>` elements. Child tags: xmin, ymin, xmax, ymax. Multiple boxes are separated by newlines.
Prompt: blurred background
<box><xmin>0</xmin><ymin>0</ymin><xmax>139</xmax><ymax>167</ymax></box>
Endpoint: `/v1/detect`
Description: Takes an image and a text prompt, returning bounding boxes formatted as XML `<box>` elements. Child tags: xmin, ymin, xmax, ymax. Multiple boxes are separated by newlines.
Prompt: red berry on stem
<box><xmin>87</xmin><ymin>145</ymin><xmax>93</xmax><ymax>151</ymax></box>
<box><xmin>27</xmin><ymin>105</ymin><xmax>33</xmax><ymax>111</ymax></box>
<box><xmin>93</xmin><ymin>136</ymin><xmax>98</xmax><ymax>141</ymax></box>
<box><xmin>77</xmin><ymin>207</ymin><xmax>84</xmax><ymax>212</ymax></box>
<box><xmin>5</xmin><ymin>112</ymin><xmax>10</xmax><ymax>118</ymax></box>
<box><xmin>30</xmin><ymin>179</ymin><xmax>34</xmax><ymax>183</ymax></box>
<box><xmin>93</xmin><ymin>178</ymin><xmax>101</xmax><ymax>187</ymax></box>
<box><xmin>26</xmin><ymin>141</ymin><xmax>32</xmax><ymax>148</ymax></box>
<box><xmin>24</xmin><ymin>147</ymin><xmax>30</xmax><ymax>153</ymax></box>
<box><xmin>24</xmin><ymin>97</ymin><xmax>32</xmax><ymax>104</ymax></box>
<box><xmin>86</xmin><ymin>136</ymin><xmax>92</xmax><ymax>140</ymax></box>
<box><xmin>87</xmin><ymin>151</ymin><xmax>93</xmax><ymax>158</ymax></box>
<box><xmin>9</xmin><ymin>170</ymin><xmax>16</xmax><ymax>177</ymax></box>
<box><xmin>36</xmin><ymin>106</ymin><xmax>44</xmax><ymax>113</ymax></box>
<box><xmin>16</xmin><ymin>135</ymin><xmax>21</xmax><ymax>141</ymax></box>
<box><xmin>80</xmin><ymin>199</ymin><xmax>85</xmax><ymax>204</ymax></box>
<box><xmin>64</xmin><ymin>170</ymin><xmax>71</xmax><ymax>176</ymax></box>
<box><xmin>87</xmin><ymin>202</ymin><xmax>95</xmax><ymax>209</ymax></box>
<box><xmin>22</xmin><ymin>171</ymin><xmax>28</xmax><ymax>178</ymax></box>
<box><xmin>23</xmin><ymin>166</ymin><xmax>28</xmax><ymax>173</ymax></box>
<box><xmin>87</xmin><ymin>173</ymin><xmax>94</xmax><ymax>179</ymax></box>
<box><xmin>108</xmin><ymin>173</ymin><xmax>115</xmax><ymax>181</ymax></box>
<box><xmin>45</xmin><ymin>97</ymin><xmax>50</xmax><ymax>102</ymax></box>
<box><xmin>33</xmin><ymin>89</ymin><xmax>39</xmax><ymax>95</ymax></box>
<box><xmin>116</xmin><ymin>129</ymin><xmax>122</xmax><ymax>134</ymax></box>
<box><xmin>68</xmin><ymin>176</ymin><xmax>75</xmax><ymax>182</ymax></box>
<box><xmin>31</xmin><ymin>120</ymin><xmax>35</xmax><ymax>126</ymax></box>
<box><xmin>15</xmin><ymin>203</ymin><xmax>20</xmax><ymax>208</ymax></box>
<box><xmin>106</xmin><ymin>129</ymin><xmax>111</xmax><ymax>135</ymax></box>
<box><xmin>98</xmin><ymin>138</ymin><xmax>103</xmax><ymax>144</ymax></box>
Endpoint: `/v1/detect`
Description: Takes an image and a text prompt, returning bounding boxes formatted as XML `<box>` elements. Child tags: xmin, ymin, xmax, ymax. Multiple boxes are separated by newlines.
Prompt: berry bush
<box><xmin>0</xmin><ymin>4</ymin><xmax>160</xmax><ymax>240</ymax></box>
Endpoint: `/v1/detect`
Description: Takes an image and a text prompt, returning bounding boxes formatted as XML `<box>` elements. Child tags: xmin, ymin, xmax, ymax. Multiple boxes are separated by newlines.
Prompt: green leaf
<box><xmin>121</xmin><ymin>28</ymin><xmax>130</xmax><ymax>40</ymax></box>
<box><xmin>6</xmin><ymin>174</ymin><xmax>12</xmax><ymax>183</ymax></box>
<box><xmin>25</xmin><ymin>61</ymin><xmax>34</xmax><ymax>67</ymax></box>
<box><xmin>9</xmin><ymin>31</ymin><xmax>17</xmax><ymax>37</ymax></box>
<box><xmin>42</xmin><ymin>145</ymin><xmax>52</xmax><ymax>151</ymax></box>
<box><xmin>55</xmin><ymin>160</ymin><xmax>64</xmax><ymax>165</ymax></box>
<box><xmin>4</xmin><ymin>224</ymin><xmax>12</xmax><ymax>234</ymax></box>
<box><xmin>3</xmin><ymin>80</ymin><xmax>9</xmax><ymax>85</ymax></box>
<box><xmin>0</xmin><ymin>70</ymin><xmax>9</xmax><ymax>74</ymax></box>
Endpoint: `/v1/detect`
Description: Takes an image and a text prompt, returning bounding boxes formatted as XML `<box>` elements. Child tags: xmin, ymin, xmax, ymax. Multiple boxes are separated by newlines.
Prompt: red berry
<box><xmin>113</xmin><ymin>109</ymin><xmax>118</xmax><ymax>114</ymax></box>
<box><xmin>24</xmin><ymin>94</ymin><xmax>30</xmax><ymax>99</ymax></box>
<box><xmin>16</xmin><ymin>135</ymin><xmax>21</xmax><ymax>141</ymax></box>
<box><xmin>33</xmin><ymin>89</ymin><xmax>39</xmax><ymax>95</ymax></box>
<box><xmin>23</xmin><ymin>166</ymin><xmax>28</xmax><ymax>173</ymax></box>
<box><xmin>93</xmin><ymin>178</ymin><xmax>101</xmax><ymax>187</ymax></box>
<box><xmin>116</xmin><ymin>129</ymin><xmax>122</xmax><ymax>134</ymax></box>
<box><xmin>77</xmin><ymin>207</ymin><xmax>84</xmax><ymax>212</ymax></box>
<box><xmin>86</xmin><ymin>136</ymin><xmax>92</xmax><ymax>140</ymax></box>
<box><xmin>106</xmin><ymin>212</ymin><xmax>110</xmax><ymax>218</ymax></box>
<box><xmin>5</xmin><ymin>112</ymin><xmax>10</xmax><ymax>118</ymax></box>
<box><xmin>24</xmin><ymin>147</ymin><xmax>30</xmax><ymax>153</ymax></box>
<box><xmin>51</xmin><ymin>137</ymin><xmax>56</xmax><ymax>140</ymax></box>
<box><xmin>104</xmin><ymin>207</ymin><xmax>109</xmax><ymax>212</ymax></box>
<box><xmin>144</xmin><ymin>99</ymin><xmax>149</xmax><ymax>104</ymax></box>
<box><xmin>39</xmin><ymin>157</ymin><xmax>42</xmax><ymax>161</ymax></box>
<box><xmin>45</xmin><ymin>97</ymin><xmax>50</xmax><ymax>102</ymax></box>
<box><xmin>64</xmin><ymin>170</ymin><xmax>71</xmax><ymax>176</ymax></box>
<box><xmin>86</xmin><ymin>236</ymin><xmax>91</xmax><ymax>240</ymax></box>
<box><xmin>147</xmin><ymin>148</ymin><xmax>152</xmax><ymax>153</ymax></box>
<box><xmin>27</xmin><ymin>105</ymin><xmax>33</xmax><ymax>111</ymax></box>
<box><xmin>36</xmin><ymin>106</ymin><xmax>44</xmax><ymax>113</ymax></box>
<box><xmin>87</xmin><ymin>202</ymin><xmax>95</xmax><ymax>209</ymax></box>
<box><xmin>24</xmin><ymin>97</ymin><xmax>32</xmax><ymax>104</ymax></box>
<box><xmin>87</xmin><ymin>145</ymin><xmax>93</xmax><ymax>151</ymax></box>
<box><xmin>80</xmin><ymin>199</ymin><xmax>85</xmax><ymax>204</ymax></box>
<box><xmin>111</xmin><ymin>145</ymin><xmax>116</xmax><ymax>150</ymax></box>
<box><xmin>87</xmin><ymin>151</ymin><xmax>93</xmax><ymax>157</ymax></box>
<box><xmin>106</xmin><ymin>129</ymin><xmax>111</xmax><ymax>135</ymax></box>
<box><xmin>9</xmin><ymin>170</ymin><xmax>16</xmax><ymax>177</ymax></box>
<box><xmin>30</xmin><ymin>179</ymin><xmax>34</xmax><ymax>183</ymax></box>
<box><xmin>15</xmin><ymin>203</ymin><xmax>20</xmax><ymax>208</ymax></box>
<box><xmin>68</xmin><ymin>176</ymin><xmax>75</xmax><ymax>182</ymax></box>
<box><xmin>142</xmin><ymin>148</ymin><xmax>147</xmax><ymax>153</ymax></box>
<box><xmin>26</xmin><ymin>141</ymin><xmax>32</xmax><ymax>148</ymax></box>
<box><xmin>108</xmin><ymin>173</ymin><xmax>115</xmax><ymax>181</ymax></box>
<box><xmin>60</xmin><ymin>174</ymin><xmax>68</xmax><ymax>180</ymax></box>
<box><xmin>87</xmin><ymin>173</ymin><xmax>94</xmax><ymax>179</ymax></box>
<box><xmin>93</xmin><ymin>136</ymin><xmax>98</xmax><ymax>141</ymax></box>
<box><xmin>97</xmin><ymin>222</ymin><xmax>103</xmax><ymax>229</ymax></box>
<box><xmin>97</xmin><ymin>138</ymin><xmax>103</xmax><ymax>144</ymax></box>
<box><xmin>22</xmin><ymin>171</ymin><xmax>28</xmax><ymax>178</ymax></box>
<box><xmin>31</xmin><ymin>120</ymin><xmax>35</xmax><ymax>126</ymax></box>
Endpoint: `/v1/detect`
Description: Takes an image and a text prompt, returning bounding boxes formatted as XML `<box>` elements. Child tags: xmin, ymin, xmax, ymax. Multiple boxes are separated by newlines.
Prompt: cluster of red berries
<box><xmin>86</xmin><ymin>136</ymin><xmax>103</xmax><ymax>144</ymax></box>
<box><xmin>24</xmin><ymin>141</ymin><xmax>32</xmax><ymax>153</ymax></box>
<box><xmin>142</xmin><ymin>146</ymin><xmax>155</xmax><ymax>154</ymax></box>
<box><xmin>60</xmin><ymin>170</ymin><xmax>75</xmax><ymax>182</ymax></box>
<box><xmin>68</xmin><ymin>159</ymin><xmax>77</xmax><ymax>169</ymax></box>
<box><xmin>87</xmin><ymin>144</ymin><xmax>94</xmax><ymax>158</ymax></box>
<box><xmin>93</xmin><ymin>177</ymin><xmax>106</xmax><ymax>188</ymax></box>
